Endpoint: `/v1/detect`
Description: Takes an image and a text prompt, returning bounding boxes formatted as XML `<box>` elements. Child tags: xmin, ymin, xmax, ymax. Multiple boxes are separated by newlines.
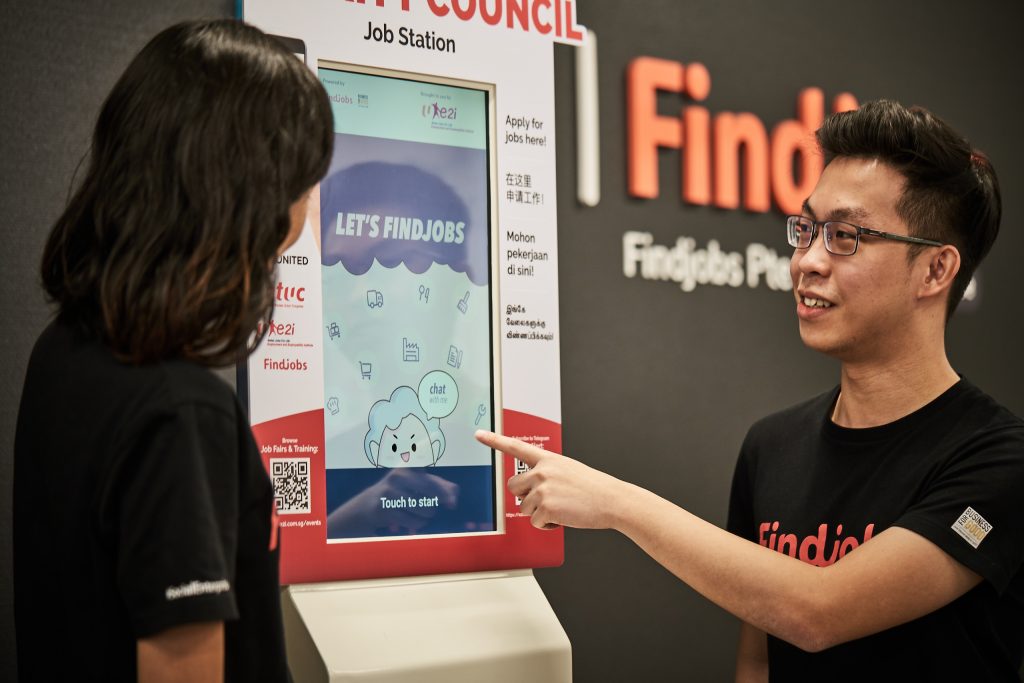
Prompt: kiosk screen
<box><xmin>317</xmin><ymin>62</ymin><xmax>499</xmax><ymax>541</ymax></box>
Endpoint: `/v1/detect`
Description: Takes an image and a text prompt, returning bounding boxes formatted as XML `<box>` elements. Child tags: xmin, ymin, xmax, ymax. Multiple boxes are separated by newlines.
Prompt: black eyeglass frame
<box><xmin>786</xmin><ymin>215</ymin><xmax>944</xmax><ymax>256</ymax></box>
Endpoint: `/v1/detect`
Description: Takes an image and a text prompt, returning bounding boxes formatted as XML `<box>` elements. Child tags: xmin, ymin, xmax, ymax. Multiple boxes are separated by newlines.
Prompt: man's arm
<box><xmin>478</xmin><ymin>431</ymin><xmax>982</xmax><ymax>652</ymax></box>
<box><xmin>137</xmin><ymin>621</ymin><xmax>224</xmax><ymax>683</ymax></box>
<box><xmin>735</xmin><ymin>622</ymin><xmax>768</xmax><ymax>683</ymax></box>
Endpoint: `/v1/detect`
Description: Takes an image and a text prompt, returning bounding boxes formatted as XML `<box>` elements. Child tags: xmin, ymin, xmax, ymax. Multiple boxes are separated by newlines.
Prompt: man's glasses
<box><xmin>786</xmin><ymin>215</ymin><xmax>944</xmax><ymax>256</ymax></box>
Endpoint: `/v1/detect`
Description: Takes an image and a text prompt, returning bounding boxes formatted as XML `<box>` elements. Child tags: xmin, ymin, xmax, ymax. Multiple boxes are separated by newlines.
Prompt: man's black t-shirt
<box><xmin>728</xmin><ymin>379</ymin><xmax>1024</xmax><ymax>682</ymax></box>
<box><xmin>14</xmin><ymin>319</ymin><xmax>287</xmax><ymax>682</ymax></box>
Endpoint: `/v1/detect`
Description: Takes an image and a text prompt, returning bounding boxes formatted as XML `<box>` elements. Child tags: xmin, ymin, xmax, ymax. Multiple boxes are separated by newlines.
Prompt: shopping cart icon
<box><xmin>359</xmin><ymin>362</ymin><xmax>372</xmax><ymax>380</ymax></box>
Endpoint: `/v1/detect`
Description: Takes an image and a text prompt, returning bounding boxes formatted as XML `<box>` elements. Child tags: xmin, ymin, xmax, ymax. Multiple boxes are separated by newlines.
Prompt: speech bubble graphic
<box><xmin>418</xmin><ymin>370</ymin><xmax>459</xmax><ymax>420</ymax></box>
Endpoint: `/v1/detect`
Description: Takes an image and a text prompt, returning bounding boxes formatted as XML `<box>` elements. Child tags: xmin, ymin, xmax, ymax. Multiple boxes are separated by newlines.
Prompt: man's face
<box><xmin>790</xmin><ymin>157</ymin><xmax>928</xmax><ymax>362</ymax></box>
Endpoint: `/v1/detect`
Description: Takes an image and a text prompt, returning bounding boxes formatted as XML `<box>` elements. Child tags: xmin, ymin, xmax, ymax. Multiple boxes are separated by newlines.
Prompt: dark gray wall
<box><xmin>2</xmin><ymin>2</ymin><xmax>1022</xmax><ymax>682</ymax></box>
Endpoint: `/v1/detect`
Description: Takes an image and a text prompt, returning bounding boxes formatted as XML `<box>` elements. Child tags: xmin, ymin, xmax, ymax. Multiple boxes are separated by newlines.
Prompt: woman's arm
<box><xmin>137</xmin><ymin>621</ymin><xmax>224</xmax><ymax>683</ymax></box>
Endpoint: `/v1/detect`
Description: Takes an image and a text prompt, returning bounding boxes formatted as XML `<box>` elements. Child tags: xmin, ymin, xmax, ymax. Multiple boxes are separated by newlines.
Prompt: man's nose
<box><xmin>795</xmin><ymin>229</ymin><xmax>833</xmax><ymax>276</ymax></box>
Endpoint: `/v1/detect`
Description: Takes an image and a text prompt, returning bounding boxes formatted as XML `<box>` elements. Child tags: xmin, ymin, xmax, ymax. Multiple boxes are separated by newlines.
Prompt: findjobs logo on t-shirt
<box><xmin>952</xmin><ymin>506</ymin><xmax>993</xmax><ymax>549</ymax></box>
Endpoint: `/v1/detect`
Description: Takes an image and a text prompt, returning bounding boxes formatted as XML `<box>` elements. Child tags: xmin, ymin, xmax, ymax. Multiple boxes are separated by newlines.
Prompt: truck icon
<box><xmin>366</xmin><ymin>290</ymin><xmax>384</xmax><ymax>308</ymax></box>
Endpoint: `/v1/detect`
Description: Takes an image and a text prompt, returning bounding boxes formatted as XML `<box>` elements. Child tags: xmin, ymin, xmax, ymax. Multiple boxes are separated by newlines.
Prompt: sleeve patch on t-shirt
<box><xmin>165</xmin><ymin>579</ymin><xmax>231</xmax><ymax>601</ymax></box>
<box><xmin>951</xmin><ymin>506</ymin><xmax>992</xmax><ymax>549</ymax></box>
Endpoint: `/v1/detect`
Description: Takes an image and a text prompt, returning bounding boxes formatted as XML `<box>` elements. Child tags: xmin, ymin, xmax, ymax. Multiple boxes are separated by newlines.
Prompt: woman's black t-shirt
<box><xmin>14</xmin><ymin>319</ymin><xmax>287</xmax><ymax>682</ymax></box>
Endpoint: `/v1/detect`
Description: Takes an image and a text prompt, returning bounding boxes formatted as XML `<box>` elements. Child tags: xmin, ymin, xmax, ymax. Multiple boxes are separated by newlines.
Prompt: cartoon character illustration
<box><xmin>364</xmin><ymin>386</ymin><xmax>446</xmax><ymax>468</ymax></box>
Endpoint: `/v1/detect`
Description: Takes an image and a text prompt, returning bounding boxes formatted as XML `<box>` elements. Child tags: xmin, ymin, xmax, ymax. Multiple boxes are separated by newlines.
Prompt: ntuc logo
<box><xmin>274</xmin><ymin>284</ymin><xmax>301</xmax><ymax>303</ymax></box>
<box><xmin>626</xmin><ymin>57</ymin><xmax>859</xmax><ymax>215</ymax></box>
<box><xmin>275</xmin><ymin>283</ymin><xmax>305</xmax><ymax>304</ymax></box>
<box><xmin>422</xmin><ymin>102</ymin><xmax>457</xmax><ymax>120</ymax></box>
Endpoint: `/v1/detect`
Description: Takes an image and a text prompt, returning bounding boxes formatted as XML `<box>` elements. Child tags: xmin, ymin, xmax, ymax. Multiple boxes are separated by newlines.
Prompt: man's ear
<box><xmin>919</xmin><ymin>244</ymin><xmax>961</xmax><ymax>300</ymax></box>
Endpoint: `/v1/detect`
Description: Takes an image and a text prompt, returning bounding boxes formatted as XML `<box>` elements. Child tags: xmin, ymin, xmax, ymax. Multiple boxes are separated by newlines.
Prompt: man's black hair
<box><xmin>816</xmin><ymin>99</ymin><xmax>1001</xmax><ymax>318</ymax></box>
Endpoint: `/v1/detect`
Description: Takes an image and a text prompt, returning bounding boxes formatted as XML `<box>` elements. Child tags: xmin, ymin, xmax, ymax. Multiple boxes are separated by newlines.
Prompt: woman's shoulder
<box><xmin>28</xmin><ymin>317</ymin><xmax>238</xmax><ymax>421</ymax></box>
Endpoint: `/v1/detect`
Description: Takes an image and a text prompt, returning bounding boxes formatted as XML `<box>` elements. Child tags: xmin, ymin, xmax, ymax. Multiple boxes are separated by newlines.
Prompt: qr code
<box><xmin>514</xmin><ymin>458</ymin><xmax>530</xmax><ymax>506</ymax></box>
<box><xmin>270</xmin><ymin>458</ymin><xmax>311</xmax><ymax>514</ymax></box>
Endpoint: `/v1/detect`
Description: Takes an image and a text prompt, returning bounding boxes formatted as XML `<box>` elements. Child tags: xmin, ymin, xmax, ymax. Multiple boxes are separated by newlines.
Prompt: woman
<box><xmin>13</xmin><ymin>19</ymin><xmax>332</xmax><ymax>682</ymax></box>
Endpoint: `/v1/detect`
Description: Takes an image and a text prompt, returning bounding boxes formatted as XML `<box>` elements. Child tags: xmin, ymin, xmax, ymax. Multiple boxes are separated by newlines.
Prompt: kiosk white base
<box><xmin>281</xmin><ymin>570</ymin><xmax>572</xmax><ymax>683</ymax></box>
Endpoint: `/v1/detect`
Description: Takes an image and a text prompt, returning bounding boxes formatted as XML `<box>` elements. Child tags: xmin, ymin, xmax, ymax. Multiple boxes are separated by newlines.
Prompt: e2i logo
<box><xmin>422</xmin><ymin>102</ymin><xmax>457</xmax><ymax>120</ymax></box>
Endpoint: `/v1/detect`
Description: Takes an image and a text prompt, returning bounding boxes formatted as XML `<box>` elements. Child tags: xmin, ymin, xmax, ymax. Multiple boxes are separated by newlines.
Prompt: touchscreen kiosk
<box><xmin>240</xmin><ymin>1</ymin><xmax>573</xmax><ymax>677</ymax></box>
<box><xmin>316</xmin><ymin>62</ymin><xmax>502</xmax><ymax>543</ymax></box>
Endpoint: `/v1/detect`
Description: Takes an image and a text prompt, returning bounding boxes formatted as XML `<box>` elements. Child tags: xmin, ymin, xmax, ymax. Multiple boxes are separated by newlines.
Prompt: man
<box><xmin>475</xmin><ymin>100</ymin><xmax>1023</xmax><ymax>681</ymax></box>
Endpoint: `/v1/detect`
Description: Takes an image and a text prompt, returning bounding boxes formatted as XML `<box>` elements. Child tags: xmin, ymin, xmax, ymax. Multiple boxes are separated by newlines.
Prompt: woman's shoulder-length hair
<box><xmin>41</xmin><ymin>19</ymin><xmax>333</xmax><ymax>366</ymax></box>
